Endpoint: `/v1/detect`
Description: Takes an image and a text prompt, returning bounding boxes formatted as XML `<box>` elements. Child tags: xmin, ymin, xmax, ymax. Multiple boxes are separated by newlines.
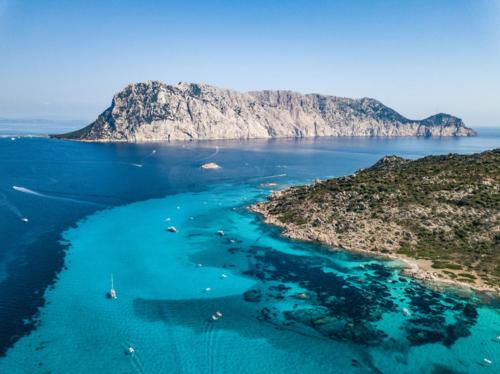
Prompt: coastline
<box><xmin>249</xmin><ymin>203</ymin><xmax>500</xmax><ymax>297</ymax></box>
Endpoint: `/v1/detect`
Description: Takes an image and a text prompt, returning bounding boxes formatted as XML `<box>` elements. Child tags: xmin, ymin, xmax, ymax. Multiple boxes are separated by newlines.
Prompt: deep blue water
<box><xmin>0</xmin><ymin>130</ymin><xmax>499</xmax><ymax>373</ymax></box>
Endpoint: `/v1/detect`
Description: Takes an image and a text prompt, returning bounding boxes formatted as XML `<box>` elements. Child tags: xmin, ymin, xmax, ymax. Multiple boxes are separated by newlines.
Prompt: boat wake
<box><xmin>0</xmin><ymin>193</ymin><xmax>27</xmax><ymax>221</ymax></box>
<box><xmin>12</xmin><ymin>186</ymin><xmax>105</xmax><ymax>207</ymax></box>
<box><xmin>251</xmin><ymin>173</ymin><xmax>287</xmax><ymax>182</ymax></box>
<box><xmin>127</xmin><ymin>150</ymin><xmax>157</xmax><ymax>168</ymax></box>
<box><xmin>197</xmin><ymin>146</ymin><xmax>220</xmax><ymax>161</ymax></box>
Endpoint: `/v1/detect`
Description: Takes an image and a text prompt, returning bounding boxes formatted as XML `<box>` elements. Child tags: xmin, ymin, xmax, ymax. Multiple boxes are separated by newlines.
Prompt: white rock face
<box><xmin>57</xmin><ymin>81</ymin><xmax>475</xmax><ymax>142</ymax></box>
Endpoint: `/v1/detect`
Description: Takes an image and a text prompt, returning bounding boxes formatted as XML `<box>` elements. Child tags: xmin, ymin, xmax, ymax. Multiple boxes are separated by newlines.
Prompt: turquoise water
<box><xmin>1</xmin><ymin>131</ymin><xmax>499</xmax><ymax>372</ymax></box>
<box><xmin>1</xmin><ymin>182</ymin><xmax>498</xmax><ymax>373</ymax></box>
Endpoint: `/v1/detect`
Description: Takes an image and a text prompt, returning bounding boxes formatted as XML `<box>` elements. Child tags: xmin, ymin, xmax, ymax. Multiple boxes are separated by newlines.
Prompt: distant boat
<box><xmin>483</xmin><ymin>358</ymin><xmax>492</xmax><ymax>364</ymax></box>
<box><xmin>167</xmin><ymin>226</ymin><xmax>177</xmax><ymax>233</ymax></box>
<box><xmin>220</xmin><ymin>273</ymin><xmax>228</xmax><ymax>279</ymax></box>
<box><xmin>204</xmin><ymin>287</ymin><xmax>212</xmax><ymax>292</ymax></box>
<box><xmin>107</xmin><ymin>274</ymin><xmax>117</xmax><ymax>299</ymax></box>
<box><xmin>402</xmin><ymin>308</ymin><xmax>411</xmax><ymax>316</ymax></box>
<box><xmin>21</xmin><ymin>217</ymin><xmax>29</xmax><ymax>222</ymax></box>
<box><xmin>210</xmin><ymin>310</ymin><xmax>223</xmax><ymax>321</ymax></box>
<box><xmin>217</xmin><ymin>230</ymin><xmax>225</xmax><ymax>236</ymax></box>
<box><xmin>127</xmin><ymin>346</ymin><xmax>135</xmax><ymax>355</ymax></box>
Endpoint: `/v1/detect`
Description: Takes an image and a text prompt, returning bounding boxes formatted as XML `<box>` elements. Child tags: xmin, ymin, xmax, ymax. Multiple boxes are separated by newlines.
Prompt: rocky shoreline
<box><xmin>250</xmin><ymin>150</ymin><xmax>500</xmax><ymax>296</ymax></box>
<box><xmin>250</xmin><ymin>203</ymin><xmax>499</xmax><ymax>296</ymax></box>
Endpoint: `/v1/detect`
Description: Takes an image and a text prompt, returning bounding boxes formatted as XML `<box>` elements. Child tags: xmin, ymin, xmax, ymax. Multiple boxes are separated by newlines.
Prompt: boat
<box><xmin>402</xmin><ymin>308</ymin><xmax>411</xmax><ymax>316</ymax></box>
<box><xmin>220</xmin><ymin>273</ymin><xmax>228</xmax><ymax>279</ymax></box>
<box><xmin>127</xmin><ymin>346</ymin><xmax>135</xmax><ymax>355</ymax></box>
<box><xmin>210</xmin><ymin>311</ymin><xmax>223</xmax><ymax>321</ymax></box>
<box><xmin>204</xmin><ymin>287</ymin><xmax>212</xmax><ymax>292</ymax></box>
<box><xmin>483</xmin><ymin>358</ymin><xmax>492</xmax><ymax>364</ymax></box>
<box><xmin>108</xmin><ymin>274</ymin><xmax>117</xmax><ymax>299</ymax></box>
<box><xmin>167</xmin><ymin>226</ymin><xmax>177</xmax><ymax>233</ymax></box>
<box><xmin>21</xmin><ymin>217</ymin><xmax>29</xmax><ymax>222</ymax></box>
<box><xmin>217</xmin><ymin>230</ymin><xmax>225</xmax><ymax>236</ymax></box>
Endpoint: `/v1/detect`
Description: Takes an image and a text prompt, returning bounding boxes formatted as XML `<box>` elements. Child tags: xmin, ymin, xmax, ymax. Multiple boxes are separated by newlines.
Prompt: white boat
<box><xmin>220</xmin><ymin>274</ymin><xmax>228</xmax><ymax>279</ymax></box>
<box><xmin>108</xmin><ymin>274</ymin><xmax>117</xmax><ymax>299</ymax></box>
<box><xmin>167</xmin><ymin>226</ymin><xmax>177</xmax><ymax>233</ymax></box>
<box><xmin>210</xmin><ymin>311</ymin><xmax>223</xmax><ymax>321</ymax></box>
<box><xmin>402</xmin><ymin>308</ymin><xmax>411</xmax><ymax>316</ymax></box>
<box><xmin>21</xmin><ymin>217</ymin><xmax>29</xmax><ymax>222</ymax></box>
<box><xmin>483</xmin><ymin>358</ymin><xmax>492</xmax><ymax>364</ymax></box>
<box><xmin>217</xmin><ymin>230</ymin><xmax>225</xmax><ymax>236</ymax></box>
<box><xmin>204</xmin><ymin>287</ymin><xmax>212</xmax><ymax>292</ymax></box>
<box><xmin>127</xmin><ymin>346</ymin><xmax>135</xmax><ymax>355</ymax></box>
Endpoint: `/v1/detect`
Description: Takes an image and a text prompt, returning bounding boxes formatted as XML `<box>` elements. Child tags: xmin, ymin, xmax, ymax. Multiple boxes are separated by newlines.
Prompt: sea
<box><xmin>0</xmin><ymin>123</ymin><xmax>499</xmax><ymax>373</ymax></box>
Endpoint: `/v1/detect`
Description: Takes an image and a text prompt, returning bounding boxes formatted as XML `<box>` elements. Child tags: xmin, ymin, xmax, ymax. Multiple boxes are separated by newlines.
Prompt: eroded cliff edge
<box><xmin>54</xmin><ymin>81</ymin><xmax>475</xmax><ymax>142</ymax></box>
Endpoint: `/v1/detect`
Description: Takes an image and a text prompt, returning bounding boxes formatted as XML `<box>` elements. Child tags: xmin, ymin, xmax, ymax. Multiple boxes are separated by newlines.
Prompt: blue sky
<box><xmin>0</xmin><ymin>0</ymin><xmax>499</xmax><ymax>126</ymax></box>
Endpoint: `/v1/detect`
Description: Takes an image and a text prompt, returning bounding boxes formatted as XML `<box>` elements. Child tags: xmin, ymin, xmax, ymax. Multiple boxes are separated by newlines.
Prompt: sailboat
<box><xmin>108</xmin><ymin>274</ymin><xmax>117</xmax><ymax>299</ymax></box>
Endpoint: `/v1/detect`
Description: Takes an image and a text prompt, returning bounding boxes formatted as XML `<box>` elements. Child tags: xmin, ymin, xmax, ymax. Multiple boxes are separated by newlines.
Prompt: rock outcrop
<box><xmin>54</xmin><ymin>81</ymin><xmax>476</xmax><ymax>142</ymax></box>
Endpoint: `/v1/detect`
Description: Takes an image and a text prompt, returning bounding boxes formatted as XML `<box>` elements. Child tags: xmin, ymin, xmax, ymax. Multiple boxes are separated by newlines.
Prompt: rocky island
<box><xmin>54</xmin><ymin>81</ymin><xmax>475</xmax><ymax>142</ymax></box>
<box><xmin>251</xmin><ymin>149</ymin><xmax>500</xmax><ymax>293</ymax></box>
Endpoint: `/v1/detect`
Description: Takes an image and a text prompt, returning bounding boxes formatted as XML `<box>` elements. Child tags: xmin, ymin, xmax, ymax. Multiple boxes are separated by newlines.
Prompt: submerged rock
<box><xmin>243</xmin><ymin>289</ymin><xmax>262</xmax><ymax>302</ymax></box>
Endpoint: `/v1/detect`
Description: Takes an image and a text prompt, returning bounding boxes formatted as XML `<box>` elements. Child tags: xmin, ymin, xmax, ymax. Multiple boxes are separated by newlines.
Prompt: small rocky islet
<box><xmin>252</xmin><ymin>149</ymin><xmax>500</xmax><ymax>293</ymax></box>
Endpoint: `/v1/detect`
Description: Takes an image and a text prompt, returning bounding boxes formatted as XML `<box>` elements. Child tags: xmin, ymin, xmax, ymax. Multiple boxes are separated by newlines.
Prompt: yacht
<box><xmin>217</xmin><ymin>230</ymin><xmax>225</xmax><ymax>236</ymax></box>
<box><xmin>167</xmin><ymin>226</ymin><xmax>177</xmax><ymax>233</ymax></box>
<box><xmin>108</xmin><ymin>274</ymin><xmax>117</xmax><ymax>299</ymax></box>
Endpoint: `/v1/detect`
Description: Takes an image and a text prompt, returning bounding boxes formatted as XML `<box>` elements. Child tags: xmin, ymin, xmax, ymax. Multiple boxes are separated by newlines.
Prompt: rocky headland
<box><xmin>251</xmin><ymin>149</ymin><xmax>500</xmax><ymax>294</ymax></box>
<box><xmin>53</xmin><ymin>81</ymin><xmax>475</xmax><ymax>142</ymax></box>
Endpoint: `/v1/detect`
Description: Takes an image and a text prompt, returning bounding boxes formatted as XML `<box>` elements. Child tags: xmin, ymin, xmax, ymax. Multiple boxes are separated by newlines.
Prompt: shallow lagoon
<box><xmin>0</xmin><ymin>132</ymin><xmax>499</xmax><ymax>372</ymax></box>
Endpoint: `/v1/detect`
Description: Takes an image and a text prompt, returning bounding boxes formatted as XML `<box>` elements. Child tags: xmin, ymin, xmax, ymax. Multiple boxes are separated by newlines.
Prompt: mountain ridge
<box><xmin>53</xmin><ymin>81</ymin><xmax>476</xmax><ymax>142</ymax></box>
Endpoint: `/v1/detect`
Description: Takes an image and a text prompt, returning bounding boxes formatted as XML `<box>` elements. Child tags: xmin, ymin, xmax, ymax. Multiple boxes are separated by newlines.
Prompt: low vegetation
<box><xmin>253</xmin><ymin>149</ymin><xmax>500</xmax><ymax>288</ymax></box>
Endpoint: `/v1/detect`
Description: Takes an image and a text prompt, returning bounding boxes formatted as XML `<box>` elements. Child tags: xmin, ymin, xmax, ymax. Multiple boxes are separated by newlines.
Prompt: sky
<box><xmin>0</xmin><ymin>0</ymin><xmax>499</xmax><ymax>126</ymax></box>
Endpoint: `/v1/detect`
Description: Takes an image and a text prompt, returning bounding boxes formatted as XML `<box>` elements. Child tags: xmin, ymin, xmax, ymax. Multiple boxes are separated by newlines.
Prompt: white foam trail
<box><xmin>198</xmin><ymin>146</ymin><xmax>220</xmax><ymax>161</ymax></box>
<box><xmin>12</xmin><ymin>186</ymin><xmax>104</xmax><ymax>207</ymax></box>
<box><xmin>141</xmin><ymin>149</ymin><xmax>157</xmax><ymax>161</ymax></box>
<box><xmin>0</xmin><ymin>193</ymin><xmax>25</xmax><ymax>220</ymax></box>
<box><xmin>257</xmin><ymin>173</ymin><xmax>287</xmax><ymax>180</ymax></box>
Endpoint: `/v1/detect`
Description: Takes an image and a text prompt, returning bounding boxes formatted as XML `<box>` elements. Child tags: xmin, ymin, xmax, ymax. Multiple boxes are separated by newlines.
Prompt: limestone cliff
<box><xmin>55</xmin><ymin>81</ymin><xmax>475</xmax><ymax>142</ymax></box>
